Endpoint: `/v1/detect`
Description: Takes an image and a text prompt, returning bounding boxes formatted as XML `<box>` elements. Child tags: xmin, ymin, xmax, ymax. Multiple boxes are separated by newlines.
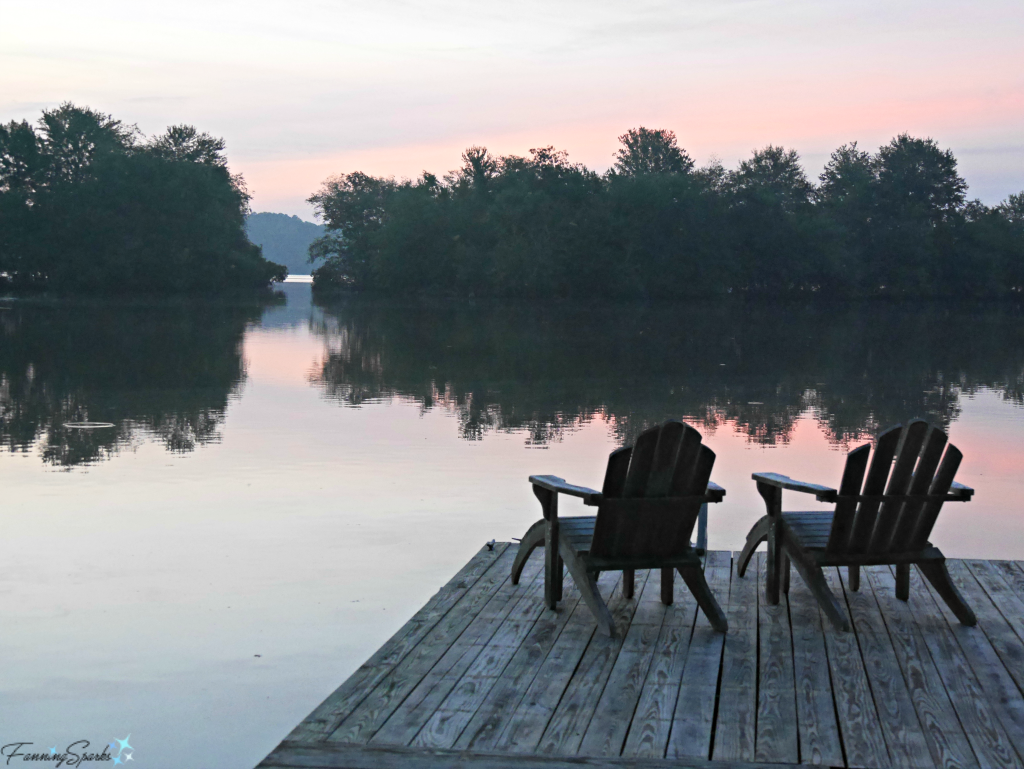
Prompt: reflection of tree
<box><xmin>309</xmin><ymin>297</ymin><xmax>1024</xmax><ymax>448</ymax></box>
<box><xmin>0</xmin><ymin>297</ymin><xmax>276</xmax><ymax>467</ymax></box>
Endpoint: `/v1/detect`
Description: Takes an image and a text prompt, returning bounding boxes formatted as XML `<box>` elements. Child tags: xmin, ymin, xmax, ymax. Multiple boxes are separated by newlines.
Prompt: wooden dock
<box><xmin>258</xmin><ymin>543</ymin><xmax>1024</xmax><ymax>769</ymax></box>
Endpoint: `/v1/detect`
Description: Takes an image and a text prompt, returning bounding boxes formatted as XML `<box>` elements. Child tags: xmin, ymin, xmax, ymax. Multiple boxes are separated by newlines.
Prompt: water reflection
<box><xmin>0</xmin><ymin>296</ymin><xmax>279</xmax><ymax>467</ymax></box>
<box><xmin>4</xmin><ymin>291</ymin><xmax>1022</xmax><ymax>467</ymax></box>
<box><xmin>310</xmin><ymin>298</ymin><xmax>1024</xmax><ymax>446</ymax></box>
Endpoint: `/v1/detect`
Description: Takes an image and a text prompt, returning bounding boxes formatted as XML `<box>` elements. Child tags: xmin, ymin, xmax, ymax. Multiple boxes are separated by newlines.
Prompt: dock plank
<box><xmin>370</xmin><ymin>556</ymin><xmax>547</xmax><ymax>745</ymax></box>
<box><xmin>787</xmin><ymin>558</ymin><xmax>844</xmax><ymax>766</ymax></box>
<box><xmin>260</xmin><ymin>740</ymin><xmax>810</xmax><ymax>769</ymax></box>
<box><xmin>329</xmin><ymin>547</ymin><xmax>521</xmax><ymax>744</ymax></box>
<box><xmin>964</xmin><ymin>560</ymin><xmax>1024</xmax><ymax>665</ymax></box>
<box><xmin>754</xmin><ymin>552</ymin><xmax>799</xmax><ymax>765</ymax></box>
<box><xmin>928</xmin><ymin>563</ymin><xmax>1024</xmax><ymax>767</ymax></box>
<box><xmin>711</xmin><ymin>552</ymin><xmax>757</xmax><ymax>764</ymax></box>
<box><xmin>863</xmin><ymin>565</ymin><xmax>978</xmax><ymax>769</ymax></box>
<box><xmin>620</xmin><ymin>573</ymin><xmax>701</xmax><ymax>759</ymax></box>
<box><xmin>820</xmin><ymin>566</ymin><xmax>890</xmax><ymax>769</ymax></box>
<box><xmin>579</xmin><ymin>572</ymin><xmax>671</xmax><ymax>757</ymax></box>
<box><xmin>839</xmin><ymin>564</ymin><xmax>934</xmax><ymax>769</ymax></box>
<box><xmin>906</xmin><ymin>563</ymin><xmax>1023</xmax><ymax>769</ymax></box>
<box><xmin>666</xmin><ymin>551</ymin><xmax>731</xmax><ymax>761</ymax></box>
<box><xmin>262</xmin><ymin>546</ymin><xmax>1024</xmax><ymax>769</ymax></box>
<box><xmin>455</xmin><ymin>572</ymin><xmax>615</xmax><ymax>752</ymax></box>
<box><xmin>535</xmin><ymin>570</ymin><xmax>653</xmax><ymax>756</ymax></box>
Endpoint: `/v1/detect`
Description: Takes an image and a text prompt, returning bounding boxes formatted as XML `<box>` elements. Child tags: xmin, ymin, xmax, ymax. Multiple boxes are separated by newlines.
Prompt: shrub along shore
<box><xmin>308</xmin><ymin>129</ymin><xmax>1024</xmax><ymax>299</ymax></box>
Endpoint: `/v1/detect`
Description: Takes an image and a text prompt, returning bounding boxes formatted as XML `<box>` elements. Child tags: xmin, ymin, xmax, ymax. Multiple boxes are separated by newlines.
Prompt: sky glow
<box><xmin>2</xmin><ymin>0</ymin><xmax>1022</xmax><ymax>218</ymax></box>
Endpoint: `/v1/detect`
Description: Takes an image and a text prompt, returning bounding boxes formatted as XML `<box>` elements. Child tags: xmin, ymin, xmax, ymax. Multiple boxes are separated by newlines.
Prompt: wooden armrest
<box><xmin>706</xmin><ymin>481</ymin><xmax>726</xmax><ymax>503</ymax></box>
<box><xmin>529</xmin><ymin>475</ymin><xmax>603</xmax><ymax>505</ymax></box>
<box><xmin>752</xmin><ymin>472</ymin><xmax>837</xmax><ymax>503</ymax></box>
<box><xmin>948</xmin><ymin>481</ymin><xmax>974</xmax><ymax>501</ymax></box>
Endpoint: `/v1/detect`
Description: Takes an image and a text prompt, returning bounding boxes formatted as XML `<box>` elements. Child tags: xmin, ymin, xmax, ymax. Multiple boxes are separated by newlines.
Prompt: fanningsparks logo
<box><xmin>1</xmin><ymin>735</ymin><xmax>135</xmax><ymax>766</ymax></box>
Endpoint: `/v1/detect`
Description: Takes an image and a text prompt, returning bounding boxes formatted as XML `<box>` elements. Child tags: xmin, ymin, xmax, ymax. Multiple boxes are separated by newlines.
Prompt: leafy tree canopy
<box><xmin>0</xmin><ymin>103</ymin><xmax>285</xmax><ymax>293</ymax></box>
<box><xmin>612</xmin><ymin>127</ymin><xmax>694</xmax><ymax>176</ymax></box>
<box><xmin>307</xmin><ymin>128</ymin><xmax>1023</xmax><ymax>300</ymax></box>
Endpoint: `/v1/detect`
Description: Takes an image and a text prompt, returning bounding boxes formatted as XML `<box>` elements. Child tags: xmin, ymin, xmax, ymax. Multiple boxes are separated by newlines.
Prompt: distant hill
<box><xmin>245</xmin><ymin>212</ymin><xmax>325</xmax><ymax>275</ymax></box>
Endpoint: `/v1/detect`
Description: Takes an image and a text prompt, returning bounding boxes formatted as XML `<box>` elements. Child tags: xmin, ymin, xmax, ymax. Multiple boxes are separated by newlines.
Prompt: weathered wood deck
<box><xmin>258</xmin><ymin>543</ymin><xmax>1024</xmax><ymax>769</ymax></box>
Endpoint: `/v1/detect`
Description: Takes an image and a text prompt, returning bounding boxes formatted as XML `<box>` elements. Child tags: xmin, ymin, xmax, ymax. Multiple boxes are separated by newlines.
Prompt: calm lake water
<box><xmin>2</xmin><ymin>283</ymin><xmax>1023</xmax><ymax>768</ymax></box>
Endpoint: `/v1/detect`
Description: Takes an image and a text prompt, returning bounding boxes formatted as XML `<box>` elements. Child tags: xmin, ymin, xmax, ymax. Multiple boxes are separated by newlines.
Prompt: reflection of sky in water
<box><xmin>1</xmin><ymin>283</ymin><xmax>1022</xmax><ymax>768</ymax></box>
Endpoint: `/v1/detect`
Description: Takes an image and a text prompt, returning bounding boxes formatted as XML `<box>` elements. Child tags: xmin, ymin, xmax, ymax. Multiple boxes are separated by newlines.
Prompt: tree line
<box><xmin>308</xmin><ymin>129</ymin><xmax>1024</xmax><ymax>298</ymax></box>
<box><xmin>0</xmin><ymin>103</ymin><xmax>286</xmax><ymax>293</ymax></box>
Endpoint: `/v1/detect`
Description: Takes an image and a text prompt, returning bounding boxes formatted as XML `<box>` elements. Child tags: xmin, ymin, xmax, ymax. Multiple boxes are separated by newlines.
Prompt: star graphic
<box><xmin>110</xmin><ymin>743</ymin><xmax>118</xmax><ymax>752</ymax></box>
<box><xmin>112</xmin><ymin>758</ymin><xmax>122</xmax><ymax>766</ymax></box>
<box><xmin>116</xmin><ymin>735</ymin><xmax>133</xmax><ymax>753</ymax></box>
<box><xmin>49</xmin><ymin>747</ymin><xmax>57</xmax><ymax>755</ymax></box>
<box><xmin>124</xmin><ymin>754</ymin><xmax>133</xmax><ymax>762</ymax></box>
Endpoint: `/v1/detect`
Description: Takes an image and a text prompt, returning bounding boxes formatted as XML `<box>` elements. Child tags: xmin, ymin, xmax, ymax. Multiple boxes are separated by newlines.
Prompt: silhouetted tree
<box><xmin>306</xmin><ymin>130</ymin><xmax>1024</xmax><ymax>299</ymax></box>
<box><xmin>874</xmin><ymin>134</ymin><xmax>966</xmax><ymax>224</ymax></box>
<box><xmin>612</xmin><ymin>127</ymin><xmax>694</xmax><ymax>176</ymax></box>
<box><xmin>0</xmin><ymin>103</ymin><xmax>284</xmax><ymax>293</ymax></box>
<box><xmin>148</xmin><ymin>124</ymin><xmax>227</xmax><ymax>167</ymax></box>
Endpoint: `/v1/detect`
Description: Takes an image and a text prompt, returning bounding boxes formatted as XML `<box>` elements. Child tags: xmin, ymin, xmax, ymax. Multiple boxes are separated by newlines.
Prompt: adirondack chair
<box><xmin>510</xmin><ymin>420</ymin><xmax>728</xmax><ymax>637</ymax></box>
<box><xmin>736</xmin><ymin>420</ymin><xmax>976</xmax><ymax>632</ymax></box>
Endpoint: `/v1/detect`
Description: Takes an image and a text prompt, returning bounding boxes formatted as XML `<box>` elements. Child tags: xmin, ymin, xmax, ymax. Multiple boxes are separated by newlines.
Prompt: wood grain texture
<box><xmin>535</xmin><ymin>570</ymin><xmax>652</xmax><ymax>755</ymax></box>
<box><xmin>908</xmin><ymin>563</ymin><xmax>1024</xmax><ymax>769</ymax></box>
<box><xmin>620</xmin><ymin>574</ymin><xmax>701</xmax><ymax>758</ymax></box>
<box><xmin>451</xmin><ymin>570</ymin><xmax>603</xmax><ymax>752</ymax></box>
<box><xmin>712</xmin><ymin>552</ymin><xmax>757</xmax><ymax>763</ymax></box>
<box><xmin>964</xmin><ymin>560</ymin><xmax>1024</xmax><ymax>651</ymax></box>
<box><xmin>754</xmin><ymin>552</ymin><xmax>799</xmax><ymax>764</ymax></box>
<box><xmin>329</xmin><ymin>547</ymin><xmax>522</xmax><ymax>745</ymax></box>
<box><xmin>863</xmin><ymin>565</ymin><xmax>977</xmax><ymax>769</ymax></box>
<box><xmin>578</xmin><ymin>573</ymin><xmax>670</xmax><ymax>757</ymax></box>
<box><xmin>666</xmin><ymin>551</ymin><xmax>730</xmax><ymax>760</ymax></box>
<box><xmin>265</xmin><ymin>545</ymin><xmax>1024</xmax><ymax>769</ymax></box>
<box><xmin>930</xmin><ymin>562</ymin><xmax>1024</xmax><ymax>768</ymax></box>
<box><xmin>787</xmin><ymin>559</ymin><xmax>843</xmax><ymax>766</ymax></box>
<box><xmin>819</xmin><ymin>565</ymin><xmax>890</xmax><ymax>769</ymax></box>
<box><xmin>838</xmin><ymin>564</ymin><xmax>934</xmax><ymax>769</ymax></box>
<box><xmin>371</xmin><ymin>557</ymin><xmax>547</xmax><ymax>746</ymax></box>
<box><xmin>489</xmin><ymin>588</ymin><xmax>599</xmax><ymax>753</ymax></box>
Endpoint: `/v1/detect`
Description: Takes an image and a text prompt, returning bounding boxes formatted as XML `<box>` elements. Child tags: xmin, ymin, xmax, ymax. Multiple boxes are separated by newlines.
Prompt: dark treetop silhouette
<box><xmin>308</xmin><ymin>129</ymin><xmax>1024</xmax><ymax>299</ymax></box>
<box><xmin>0</xmin><ymin>103</ymin><xmax>286</xmax><ymax>294</ymax></box>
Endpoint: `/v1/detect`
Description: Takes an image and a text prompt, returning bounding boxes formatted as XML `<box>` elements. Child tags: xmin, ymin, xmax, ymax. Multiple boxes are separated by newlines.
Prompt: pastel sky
<box><xmin>2</xmin><ymin>0</ymin><xmax>1022</xmax><ymax>219</ymax></box>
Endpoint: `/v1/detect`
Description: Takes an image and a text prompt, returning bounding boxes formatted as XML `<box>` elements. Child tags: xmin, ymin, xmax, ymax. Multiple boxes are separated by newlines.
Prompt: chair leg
<box><xmin>544</xmin><ymin>522</ymin><xmax>562</xmax><ymax>610</ymax></box>
<box><xmin>782</xmin><ymin>553</ymin><xmax>791</xmax><ymax>594</ymax></box>
<box><xmin>895</xmin><ymin>564</ymin><xmax>909</xmax><ymax>601</ymax></box>
<box><xmin>737</xmin><ymin>516</ymin><xmax>770</xmax><ymax>578</ymax></box>
<box><xmin>560</xmin><ymin>542</ymin><xmax>616</xmax><ymax>637</ymax></box>
<box><xmin>919</xmin><ymin>560</ymin><xmax>977</xmax><ymax>626</ymax></box>
<box><xmin>848</xmin><ymin>564</ymin><xmax>860</xmax><ymax>592</ymax></box>
<box><xmin>511</xmin><ymin>520</ymin><xmax>546</xmax><ymax>585</ymax></box>
<box><xmin>623</xmin><ymin>569</ymin><xmax>635</xmax><ymax>599</ymax></box>
<box><xmin>678</xmin><ymin>566</ymin><xmax>728</xmax><ymax>633</ymax></box>
<box><xmin>789</xmin><ymin>557</ymin><xmax>850</xmax><ymax>632</ymax></box>
<box><xmin>661</xmin><ymin>567</ymin><xmax>674</xmax><ymax>606</ymax></box>
<box><xmin>766</xmin><ymin>519</ymin><xmax>782</xmax><ymax>604</ymax></box>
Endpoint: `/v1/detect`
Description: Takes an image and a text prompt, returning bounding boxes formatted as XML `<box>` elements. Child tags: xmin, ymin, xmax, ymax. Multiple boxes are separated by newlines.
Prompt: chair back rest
<box><xmin>590</xmin><ymin>420</ymin><xmax>714</xmax><ymax>560</ymax></box>
<box><xmin>825</xmin><ymin>420</ymin><xmax>963</xmax><ymax>556</ymax></box>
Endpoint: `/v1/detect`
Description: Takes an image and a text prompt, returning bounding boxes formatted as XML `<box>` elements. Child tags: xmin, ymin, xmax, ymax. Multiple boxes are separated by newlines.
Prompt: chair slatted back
<box><xmin>591</xmin><ymin>420</ymin><xmax>713</xmax><ymax>560</ymax></box>
<box><xmin>825</xmin><ymin>420</ymin><xmax>961</xmax><ymax>555</ymax></box>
